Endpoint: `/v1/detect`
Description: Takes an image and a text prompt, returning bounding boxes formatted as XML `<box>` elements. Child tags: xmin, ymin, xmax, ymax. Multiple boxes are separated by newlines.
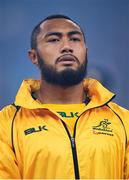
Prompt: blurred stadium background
<box><xmin>0</xmin><ymin>0</ymin><xmax>129</xmax><ymax>109</ymax></box>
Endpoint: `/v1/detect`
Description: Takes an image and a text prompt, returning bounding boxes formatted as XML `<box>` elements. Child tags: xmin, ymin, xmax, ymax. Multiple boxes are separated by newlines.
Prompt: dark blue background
<box><xmin>0</xmin><ymin>0</ymin><xmax>129</xmax><ymax>109</ymax></box>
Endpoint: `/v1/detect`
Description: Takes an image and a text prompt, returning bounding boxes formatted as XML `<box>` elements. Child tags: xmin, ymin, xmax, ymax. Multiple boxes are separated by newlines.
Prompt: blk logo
<box><xmin>24</xmin><ymin>125</ymin><xmax>48</xmax><ymax>135</ymax></box>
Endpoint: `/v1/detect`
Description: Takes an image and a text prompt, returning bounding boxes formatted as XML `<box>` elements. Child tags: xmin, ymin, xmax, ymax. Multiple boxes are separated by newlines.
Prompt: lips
<box><xmin>56</xmin><ymin>55</ymin><xmax>78</xmax><ymax>64</ymax></box>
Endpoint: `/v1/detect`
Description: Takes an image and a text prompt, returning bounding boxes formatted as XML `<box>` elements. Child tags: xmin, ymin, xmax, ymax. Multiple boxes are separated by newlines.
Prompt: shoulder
<box><xmin>0</xmin><ymin>104</ymin><xmax>19</xmax><ymax>119</ymax></box>
<box><xmin>0</xmin><ymin>104</ymin><xmax>20</xmax><ymax>132</ymax></box>
<box><xmin>108</xmin><ymin>102</ymin><xmax>129</xmax><ymax>119</ymax></box>
<box><xmin>0</xmin><ymin>104</ymin><xmax>19</xmax><ymax>144</ymax></box>
<box><xmin>108</xmin><ymin>102</ymin><xmax>129</xmax><ymax>141</ymax></box>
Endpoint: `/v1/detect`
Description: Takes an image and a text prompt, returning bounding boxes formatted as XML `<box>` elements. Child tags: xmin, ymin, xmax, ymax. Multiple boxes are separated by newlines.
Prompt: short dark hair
<box><xmin>30</xmin><ymin>14</ymin><xmax>86</xmax><ymax>49</ymax></box>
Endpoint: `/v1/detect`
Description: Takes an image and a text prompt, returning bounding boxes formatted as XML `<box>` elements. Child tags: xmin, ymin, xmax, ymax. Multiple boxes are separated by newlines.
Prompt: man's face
<box><xmin>35</xmin><ymin>18</ymin><xmax>88</xmax><ymax>87</ymax></box>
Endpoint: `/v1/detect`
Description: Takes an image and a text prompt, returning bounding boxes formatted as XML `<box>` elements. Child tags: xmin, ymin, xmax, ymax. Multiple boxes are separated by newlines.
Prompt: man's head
<box><xmin>28</xmin><ymin>14</ymin><xmax>88</xmax><ymax>87</ymax></box>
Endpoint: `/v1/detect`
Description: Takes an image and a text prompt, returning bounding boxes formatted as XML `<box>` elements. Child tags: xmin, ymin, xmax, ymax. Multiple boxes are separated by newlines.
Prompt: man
<box><xmin>0</xmin><ymin>14</ymin><xmax>129</xmax><ymax>179</ymax></box>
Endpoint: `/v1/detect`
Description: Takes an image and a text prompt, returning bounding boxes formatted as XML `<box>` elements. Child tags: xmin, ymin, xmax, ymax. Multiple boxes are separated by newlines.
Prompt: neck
<box><xmin>35</xmin><ymin>79</ymin><xmax>85</xmax><ymax>104</ymax></box>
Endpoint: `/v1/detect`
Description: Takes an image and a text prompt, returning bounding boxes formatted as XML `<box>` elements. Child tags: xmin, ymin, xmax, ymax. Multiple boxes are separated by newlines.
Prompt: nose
<box><xmin>60</xmin><ymin>40</ymin><xmax>73</xmax><ymax>54</ymax></box>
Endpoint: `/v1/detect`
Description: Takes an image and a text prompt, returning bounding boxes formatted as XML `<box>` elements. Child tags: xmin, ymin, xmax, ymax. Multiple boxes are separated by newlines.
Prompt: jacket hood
<box><xmin>14</xmin><ymin>78</ymin><xmax>115</xmax><ymax>109</ymax></box>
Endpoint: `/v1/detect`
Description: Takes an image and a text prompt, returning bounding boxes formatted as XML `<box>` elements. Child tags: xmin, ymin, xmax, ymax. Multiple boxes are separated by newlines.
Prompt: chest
<box><xmin>13</xmin><ymin>107</ymin><xmax>126</xmax><ymax>155</ymax></box>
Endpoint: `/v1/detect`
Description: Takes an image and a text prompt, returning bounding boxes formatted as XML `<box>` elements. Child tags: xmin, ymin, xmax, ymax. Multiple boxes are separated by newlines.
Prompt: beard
<box><xmin>38</xmin><ymin>55</ymin><xmax>87</xmax><ymax>87</ymax></box>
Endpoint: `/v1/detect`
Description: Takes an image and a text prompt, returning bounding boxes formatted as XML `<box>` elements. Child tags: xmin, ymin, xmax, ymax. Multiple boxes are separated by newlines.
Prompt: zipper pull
<box><xmin>71</xmin><ymin>137</ymin><xmax>75</xmax><ymax>148</ymax></box>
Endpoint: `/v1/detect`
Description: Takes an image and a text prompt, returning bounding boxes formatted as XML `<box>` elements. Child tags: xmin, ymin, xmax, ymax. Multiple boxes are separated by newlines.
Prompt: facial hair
<box><xmin>38</xmin><ymin>55</ymin><xmax>87</xmax><ymax>87</ymax></box>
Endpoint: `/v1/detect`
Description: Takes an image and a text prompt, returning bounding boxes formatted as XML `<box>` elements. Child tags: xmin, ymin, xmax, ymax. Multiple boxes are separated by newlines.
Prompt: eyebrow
<box><xmin>44</xmin><ymin>30</ymin><xmax>82</xmax><ymax>38</ymax></box>
<box><xmin>68</xmin><ymin>31</ymin><xmax>82</xmax><ymax>36</ymax></box>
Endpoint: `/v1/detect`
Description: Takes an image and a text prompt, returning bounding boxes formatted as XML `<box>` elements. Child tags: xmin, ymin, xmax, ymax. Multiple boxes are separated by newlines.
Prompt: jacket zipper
<box><xmin>61</xmin><ymin>120</ymin><xmax>80</xmax><ymax>179</ymax></box>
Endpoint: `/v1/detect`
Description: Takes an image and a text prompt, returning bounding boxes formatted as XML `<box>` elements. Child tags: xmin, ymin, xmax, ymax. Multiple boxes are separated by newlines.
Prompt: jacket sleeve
<box><xmin>125</xmin><ymin>143</ymin><xmax>129</xmax><ymax>179</ymax></box>
<box><xmin>123</xmin><ymin>110</ymin><xmax>129</xmax><ymax>179</ymax></box>
<box><xmin>108</xmin><ymin>102</ymin><xmax>129</xmax><ymax>178</ymax></box>
<box><xmin>0</xmin><ymin>105</ymin><xmax>21</xmax><ymax>179</ymax></box>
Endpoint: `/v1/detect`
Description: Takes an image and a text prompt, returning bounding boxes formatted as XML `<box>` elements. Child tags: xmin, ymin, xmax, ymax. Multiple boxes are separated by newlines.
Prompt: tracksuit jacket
<box><xmin>0</xmin><ymin>78</ymin><xmax>129</xmax><ymax>179</ymax></box>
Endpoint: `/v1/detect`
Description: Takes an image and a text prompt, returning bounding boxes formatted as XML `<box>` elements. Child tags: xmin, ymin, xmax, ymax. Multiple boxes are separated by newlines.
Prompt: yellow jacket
<box><xmin>0</xmin><ymin>78</ymin><xmax>129</xmax><ymax>179</ymax></box>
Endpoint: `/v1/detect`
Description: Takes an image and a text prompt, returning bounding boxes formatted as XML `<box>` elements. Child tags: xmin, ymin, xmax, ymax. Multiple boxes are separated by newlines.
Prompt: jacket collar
<box><xmin>14</xmin><ymin>78</ymin><xmax>115</xmax><ymax>110</ymax></box>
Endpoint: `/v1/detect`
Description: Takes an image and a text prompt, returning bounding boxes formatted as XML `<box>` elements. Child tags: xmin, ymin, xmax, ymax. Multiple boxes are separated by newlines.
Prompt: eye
<box><xmin>47</xmin><ymin>38</ymin><xmax>60</xmax><ymax>43</ymax></box>
<box><xmin>70</xmin><ymin>37</ymin><xmax>81</xmax><ymax>42</ymax></box>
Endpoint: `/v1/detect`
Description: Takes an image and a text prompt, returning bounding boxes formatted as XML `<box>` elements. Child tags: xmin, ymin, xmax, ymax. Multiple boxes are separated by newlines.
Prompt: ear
<box><xmin>28</xmin><ymin>49</ymin><xmax>39</xmax><ymax>66</ymax></box>
<box><xmin>86</xmin><ymin>46</ymin><xmax>88</xmax><ymax>53</ymax></box>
